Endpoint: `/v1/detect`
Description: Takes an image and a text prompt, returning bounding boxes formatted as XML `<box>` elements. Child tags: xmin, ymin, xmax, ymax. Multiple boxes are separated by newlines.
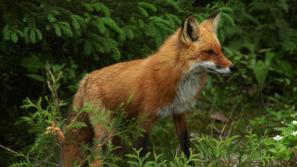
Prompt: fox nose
<box><xmin>229</xmin><ymin>65</ymin><xmax>236</xmax><ymax>72</ymax></box>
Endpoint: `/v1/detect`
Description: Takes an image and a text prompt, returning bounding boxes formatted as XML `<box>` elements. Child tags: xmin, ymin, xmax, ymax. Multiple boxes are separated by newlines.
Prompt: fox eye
<box><xmin>204</xmin><ymin>49</ymin><xmax>216</xmax><ymax>56</ymax></box>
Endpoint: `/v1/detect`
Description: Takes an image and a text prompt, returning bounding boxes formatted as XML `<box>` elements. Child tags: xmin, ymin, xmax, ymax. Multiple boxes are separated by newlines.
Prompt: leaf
<box><xmin>276</xmin><ymin>59</ymin><xmax>294</xmax><ymax>78</ymax></box>
<box><xmin>93</xmin><ymin>3</ymin><xmax>110</xmax><ymax>16</ymax></box>
<box><xmin>59</xmin><ymin>22</ymin><xmax>73</xmax><ymax>37</ymax></box>
<box><xmin>253</xmin><ymin>60</ymin><xmax>268</xmax><ymax>87</ymax></box>
<box><xmin>125</xmin><ymin>28</ymin><xmax>134</xmax><ymax>40</ymax></box>
<box><xmin>137</xmin><ymin>6</ymin><xmax>149</xmax><ymax>17</ymax></box>
<box><xmin>222</xmin><ymin>13</ymin><xmax>236</xmax><ymax>27</ymax></box>
<box><xmin>53</xmin><ymin>23</ymin><xmax>62</xmax><ymax>37</ymax></box>
<box><xmin>95</xmin><ymin>18</ymin><xmax>106</xmax><ymax>34</ymax></box>
<box><xmin>118</xmin><ymin>32</ymin><xmax>126</xmax><ymax>42</ymax></box>
<box><xmin>139</xmin><ymin>2</ymin><xmax>157</xmax><ymax>13</ymax></box>
<box><xmin>35</xmin><ymin>29</ymin><xmax>42</xmax><ymax>41</ymax></box>
<box><xmin>23</xmin><ymin>27</ymin><xmax>30</xmax><ymax>43</ymax></box>
<box><xmin>162</xmin><ymin>0</ymin><xmax>181</xmax><ymax>12</ymax></box>
<box><xmin>47</xmin><ymin>13</ymin><xmax>56</xmax><ymax>23</ymax></box>
<box><xmin>26</xmin><ymin>74</ymin><xmax>45</xmax><ymax>82</ymax></box>
<box><xmin>264</xmin><ymin>52</ymin><xmax>275</xmax><ymax>66</ymax></box>
<box><xmin>91</xmin><ymin>40</ymin><xmax>104</xmax><ymax>53</ymax></box>
<box><xmin>29</xmin><ymin>29</ymin><xmax>36</xmax><ymax>43</ymax></box>
<box><xmin>21</xmin><ymin>55</ymin><xmax>44</xmax><ymax>72</ymax></box>
<box><xmin>219</xmin><ymin>6</ymin><xmax>233</xmax><ymax>13</ymax></box>
<box><xmin>71</xmin><ymin>15</ymin><xmax>84</xmax><ymax>26</ymax></box>
<box><xmin>112</xmin><ymin>47</ymin><xmax>121</xmax><ymax>61</ymax></box>
<box><xmin>71</xmin><ymin>15</ymin><xmax>80</xmax><ymax>30</ymax></box>
<box><xmin>164</xmin><ymin>14</ymin><xmax>181</xmax><ymax>26</ymax></box>
<box><xmin>10</xmin><ymin>32</ymin><xmax>18</xmax><ymax>43</ymax></box>
<box><xmin>16</xmin><ymin>30</ymin><xmax>23</xmax><ymax>37</ymax></box>
<box><xmin>3</xmin><ymin>25</ymin><xmax>11</xmax><ymax>40</ymax></box>
<box><xmin>69</xmin><ymin>122</ymin><xmax>87</xmax><ymax>129</ymax></box>
<box><xmin>83</xmin><ymin>3</ymin><xmax>93</xmax><ymax>12</ymax></box>
<box><xmin>83</xmin><ymin>40</ymin><xmax>93</xmax><ymax>55</ymax></box>
<box><xmin>137</xmin><ymin>19</ymin><xmax>145</xmax><ymax>28</ymax></box>
<box><xmin>102</xmin><ymin>17</ymin><xmax>123</xmax><ymax>34</ymax></box>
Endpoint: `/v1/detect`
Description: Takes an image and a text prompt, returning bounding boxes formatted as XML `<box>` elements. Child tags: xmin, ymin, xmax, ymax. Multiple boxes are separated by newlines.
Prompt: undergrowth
<box><xmin>2</xmin><ymin>67</ymin><xmax>296</xmax><ymax>167</ymax></box>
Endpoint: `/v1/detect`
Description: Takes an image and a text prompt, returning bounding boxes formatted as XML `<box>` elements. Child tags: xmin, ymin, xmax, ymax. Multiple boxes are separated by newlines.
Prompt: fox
<box><xmin>62</xmin><ymin>12</ymin><xmax>236</xmax><ymax>167</ymax></box>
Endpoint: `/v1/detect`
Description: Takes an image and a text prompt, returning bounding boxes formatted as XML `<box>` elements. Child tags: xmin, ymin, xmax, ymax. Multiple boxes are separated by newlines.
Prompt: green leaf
<box><xmin>84</xmin><ymin>3</ymin><xmax>93</xmax><ymax>12</ymax></box>
<box><xmin>3</xmin><ymin>25</ymin><xmax>11</xmax><ymax>40</ymax></box>
<box><xmin>47</xmin><ymin>13</ymin><xmax>56</xmax><ymax>23</ymax></box>
<box><xmin>21</xmin><ymin>55</ymin><xmax>44</xmax><ymax>72</ymax></box>
<box><xmin>16</xmin><ymin>30</ymin><xmax>23</xmax><ymax>37</ymax></box>
<box><xmin>138</xmin><ymin>7</ymin><xmax>149</xmax><ymax>17</ymax></box>
<box><xmin>23</xmin><ymin>27</ymin><xmax>30</xmax><ymax>43</ymax></box>
<box><xmin>71</xmin><ymin>15</ymin><xmax>80</xmax><ymax>30</ymax></box>
<box><xmin>219</xmin><ymin>7</ymin><xmax>233</xmax><ymax>13</ymax></box>
<box><xmin>222</xmin><ymin>13</ymin><xmax>236</xmax><ymax>27</ymax></box>
<box><xmin>59</xmin><ymin>22</ymin><xmax>73</xmax><ymax>37</ymax></box>
<box><xmin>112</xmin><ymin>47</ymin><xmax>121</xmax><ymax>61</ymax></box>
<box><xmin>83</xmin><ymin>40</ymin><xmax>93</xmax><ymax>55</ymax></box>
<box><xmin>94</xmin><ymin>3</ymin><xmax>110</xmax><ymax>16</ymax></box>
<box><xmin>26</xmin><ymin>74</ymin><xmax>45</xmax><ymax>82</ymax></box>
<box><xmin>29</xmin><ymin>29</ymin><xmax>36</xmax><ymax>43</ymax></box>
<box><xmin>95</xmin><ymin>18</ymin><xmax>106</xmax><ymax>34</ymax></box>
<box><xmin>10</xmin><ymin>32</ymin><xmax>18</xmax><ymax>43</ymax></box>
<box><xmin>253</xmin><ymin>60</ymin><xmax>268</xmax><ymax>87</ymax></box>
<box><xmin>35</xmin><ymin>29</ymin><xmax>42</xmax><ymax>41</ymax></box>
<box><xmin>125</xmin><ymin>28</ymin><xmax>134</xmax><ymax>40</ymax></box>
<box><xmin>162</xmin><ymin>0</ymin><xmax>181</xmax><ymax>12</ymax></box>
<box><xmin>276</xmin><ymin>59</ymin><xmax>294</xmax><ymax>78</ymax></box>
<box><xmin>264</xmin><ymin>52</ymin><xmax>275</xmax><ymax>66</ymax></box>
<box><xmin>139</xmin><ymin>2</ymin><xmax>157</xmax><ymax>13</ymax></box>
<box><xmin>69</xmin><ymin>122</ymin><xmax>87</xmax><ymax>129</ymax></box>
<box><xmin>102</xmin><ymin>17</ymin><xmax>123</xmax><ymax>34</ymax></box>
<box><xmin>91</xmin><ymin>40</ymin><xmax>104</xmax><ymax>53</ymax></box>
<box><xmin>53</xmin><ymin>23</ymin><xmax>62</xmax><ymax>37</ymax></box>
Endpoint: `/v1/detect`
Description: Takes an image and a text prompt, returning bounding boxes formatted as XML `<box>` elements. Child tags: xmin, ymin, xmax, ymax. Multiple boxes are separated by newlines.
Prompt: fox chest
<box><xmin>158</xmin><ymin>70</ymin><xmax>204</xmax><ymax>116</ymax></box>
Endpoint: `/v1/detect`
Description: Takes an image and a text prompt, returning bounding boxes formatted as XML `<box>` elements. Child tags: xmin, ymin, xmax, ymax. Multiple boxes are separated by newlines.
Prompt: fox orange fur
<box><xmin>62</xmin><ymin>12</ymin><xmax>235</xmax><ymax>167</ymax></box>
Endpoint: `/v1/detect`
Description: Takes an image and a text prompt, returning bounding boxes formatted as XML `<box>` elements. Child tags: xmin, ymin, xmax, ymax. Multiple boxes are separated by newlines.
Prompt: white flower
<box><xmin>292</xmin><ymin>120</ymin><xmax>297</xmax><ymax>125</ymax></box>
<box><xmin>291</xmin><ymin>131</ymin><xmax>297</xmax><ymax>136</ymax></box>
<box><xmin>273</xmin><ymin>135</ymin><xmax>283</xmax><ymax>141</ymax></box>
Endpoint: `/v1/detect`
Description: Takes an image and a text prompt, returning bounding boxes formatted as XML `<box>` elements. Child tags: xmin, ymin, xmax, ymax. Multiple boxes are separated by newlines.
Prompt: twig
<box><xmin>0</xmin><ymin>144</ymin><xmax>27</xmax><ymax>159</ymax></box>
<box><xmin>0</xmin><ymin>144</ymin><xmax>59</xmax><ymax>166</ymax></box>
<box><xmin>219</xmin><ymin>97</ymin><xmax>239</xmax><ymax>139</ymax></box>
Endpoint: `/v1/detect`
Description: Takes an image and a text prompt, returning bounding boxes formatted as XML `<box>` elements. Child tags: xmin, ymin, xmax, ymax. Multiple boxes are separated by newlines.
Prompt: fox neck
<box><xmin>149</xmin><ymin>30</ymin><xmax>208</xmax><ymax>116</ymax></box>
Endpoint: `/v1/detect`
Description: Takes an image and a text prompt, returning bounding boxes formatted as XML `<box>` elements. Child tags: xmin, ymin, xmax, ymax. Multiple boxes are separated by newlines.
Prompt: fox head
<box><xmin>179</xmin><ymin>12</ymin><xmax>236</xmax><ymax>75</ymax></box>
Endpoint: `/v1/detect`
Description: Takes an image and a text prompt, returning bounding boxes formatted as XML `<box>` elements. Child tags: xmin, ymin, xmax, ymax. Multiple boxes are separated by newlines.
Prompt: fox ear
<box><xmin>206</xmin><ymin>11</ymin><xmax>221</xmax><ymax>33</ymax></box>
<box><xmin>181</xmin><ymin>15</ymin><xmax>199</xmax><ymax>45</ymax></box>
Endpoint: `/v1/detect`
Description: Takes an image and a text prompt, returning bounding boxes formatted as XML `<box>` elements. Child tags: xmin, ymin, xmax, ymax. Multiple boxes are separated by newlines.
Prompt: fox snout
<box><xmin>215</xmin><ymin>64</ymin><xmax>236</xmax><ymax>75</ymax></box>
<box><xmin>199</xmin><ymin>61</ymin><xmax>236</xmax><ymax>75</ymax></box>
<box><xmin>212</xmin><ymin>54</ymin><xmax>236</xmax><ymax>75</ymax></box>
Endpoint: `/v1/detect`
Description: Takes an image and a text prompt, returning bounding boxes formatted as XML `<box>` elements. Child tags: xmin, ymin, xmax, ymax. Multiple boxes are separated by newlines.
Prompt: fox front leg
<box><xmin>173</xmin><ymin>113</ymin><xmax>190</xmax><ymax>158</ymax></box>
<box><xmin>136</xmin><ymin>132</ymin><xmax>149</xmax><ymax>156</ymax></box>
<box><xmin>136</xmin><ymin>116</ymin><xmax>157</xmax><ymax>157</ymax></box>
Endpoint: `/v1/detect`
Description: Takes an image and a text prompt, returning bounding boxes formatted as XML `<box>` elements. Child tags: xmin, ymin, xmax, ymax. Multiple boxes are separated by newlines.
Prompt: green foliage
<box><xmin>3</xmin><ymin>68</ymin><xmax>297</xmax><ymax>167</ymax></box>
<box><xmin>1</xmin><ymin>0</ymin><xmax>297</xmax><ymax>166</ymax></box>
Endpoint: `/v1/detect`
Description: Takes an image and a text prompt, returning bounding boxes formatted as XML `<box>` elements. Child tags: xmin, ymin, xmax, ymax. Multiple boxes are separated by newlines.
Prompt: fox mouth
<box><xmin>191</xmin><ymin>61</ymin><xmax>234</xmax><ymax>76</ymax></box>
<box><xmin>205</xmin><ymin>68</ymin><xmax>232</xmax><ymax>76</ymax></box>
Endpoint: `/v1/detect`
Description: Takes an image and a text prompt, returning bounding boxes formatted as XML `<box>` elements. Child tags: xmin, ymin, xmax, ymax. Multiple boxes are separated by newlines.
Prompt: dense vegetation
<box><xmin>0</xmin><ymin>0</ymin><xmax>297</xmax><ymax>166</ymax></box>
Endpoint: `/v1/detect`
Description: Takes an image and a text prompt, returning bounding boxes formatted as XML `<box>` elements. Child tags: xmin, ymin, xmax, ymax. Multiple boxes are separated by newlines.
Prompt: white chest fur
<box><xmin>158</xmin><ymin>68</ymin><xmax>202</xmax><ymax>116</ymax></box>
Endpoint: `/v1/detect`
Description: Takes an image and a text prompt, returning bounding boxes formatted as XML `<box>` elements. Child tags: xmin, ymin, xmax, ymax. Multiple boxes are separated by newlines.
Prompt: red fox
<box><xmin>62</xmin><ymin>12</ymin><xmax>235</xmax><ymax>167</ymax></box>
